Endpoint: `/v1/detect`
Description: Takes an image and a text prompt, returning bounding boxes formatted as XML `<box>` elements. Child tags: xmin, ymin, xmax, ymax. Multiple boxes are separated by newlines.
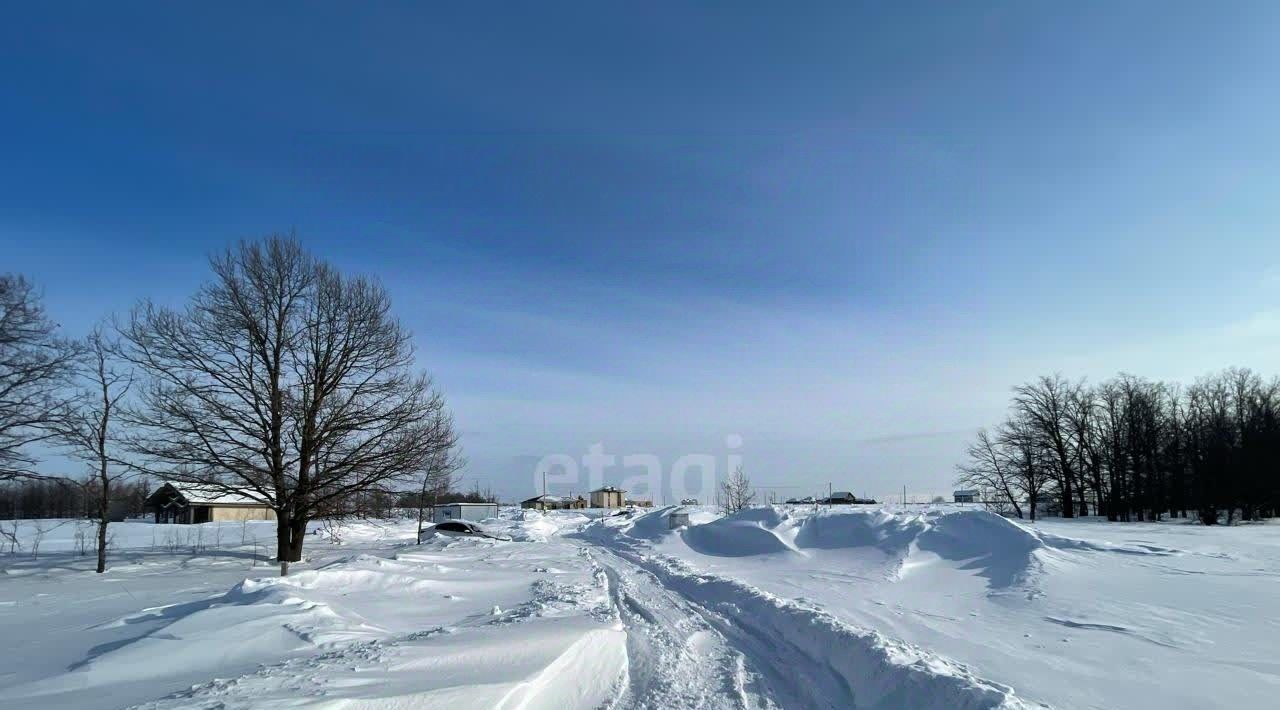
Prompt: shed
<box><xmin>145</xmin><ymin>481</ymin><xmax>274</xmax><ymax>524</ymax></box>
<box><xmin>430</xmin><ymin>502</ymin><xmax>499</xmax><ymax>523</ymax></box>
<box><xmin>667</xmin><ymin>508</ymin><xmax>690</xmax><ymax>529</ymax></box>
<box><xmin>953</xmin><ymin>490</ymin><xmax>979</xmax><ymax>504</ymax></box>
<box><xmin>589</xmin><ymin>486</ymin><xmax>625</xmax><ymax>509</ymax></box>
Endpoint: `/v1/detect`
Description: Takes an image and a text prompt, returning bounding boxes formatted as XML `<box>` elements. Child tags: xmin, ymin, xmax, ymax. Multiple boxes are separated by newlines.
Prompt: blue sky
<box><xmin>4</xmin><ymin>3</ymin><xmax>1280</xmax><ymax>501</ymax></box>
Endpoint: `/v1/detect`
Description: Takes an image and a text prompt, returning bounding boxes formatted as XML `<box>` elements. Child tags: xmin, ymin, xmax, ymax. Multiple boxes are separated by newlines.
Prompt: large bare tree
<box><xmin>51</xmin><ymin>326</ymin><xmax>133</xmax><ymax>573</ymax></box>
<box><xmin>1012</xmin><ymin>375</ymin><xmax>1083</xmax><ymax>518</ymax></box>
<box><xmin>0</xmin><ymin>275</ymin><xmax>77</xmax><ymax>480</ymax></box>
<box><xmin>121</xmin><ymin>236</ymin><xmax>458</xmax><ymax>574</ymax></box>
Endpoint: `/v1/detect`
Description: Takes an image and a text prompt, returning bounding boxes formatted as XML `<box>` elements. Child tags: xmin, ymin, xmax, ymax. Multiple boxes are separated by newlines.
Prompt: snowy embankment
<box><xmin>3</xmin><ymin>508</ymin><xmax>1278</xmax><ymax>708</ymax></box>
<box><xmin>597</xmin><ymin>505</ymin><xmax>1280</xmax><ymax>709</ymax></box>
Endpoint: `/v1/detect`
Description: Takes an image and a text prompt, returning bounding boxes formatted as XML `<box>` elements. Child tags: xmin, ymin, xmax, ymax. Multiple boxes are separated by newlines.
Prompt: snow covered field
<box><xmin>1</xmin><ymin>507</ymin><xmax>1277</xmax><ymax>709</ymax></box>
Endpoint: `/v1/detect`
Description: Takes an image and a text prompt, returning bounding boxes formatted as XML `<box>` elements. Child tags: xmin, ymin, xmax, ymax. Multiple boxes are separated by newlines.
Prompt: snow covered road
<box><xmin>594</xmin><ymin>548</ymin><xmax>770</xmax><ymax>708</ymax></box>
<box><xmin>582</xmin><ymin>517</ymin><xmax>1033</xmax><ymax>710</ymax></box>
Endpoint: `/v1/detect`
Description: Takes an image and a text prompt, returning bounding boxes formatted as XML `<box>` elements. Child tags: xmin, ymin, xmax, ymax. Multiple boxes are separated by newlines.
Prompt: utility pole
<box><xmin>903</xmin><ymin>485</ymin><xmax>907</xmax><ymax>506</ymax></box>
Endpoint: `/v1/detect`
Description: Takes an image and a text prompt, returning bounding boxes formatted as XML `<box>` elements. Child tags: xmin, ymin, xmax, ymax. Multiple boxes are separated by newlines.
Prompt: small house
<box><xmin>146</xmin><ymin>481</ymin><xmax>274</xmax><ymax>524</ymax></box>
<box><xmin>953</xmin><ymin>490</ymin><xmax>979</xmax><ymax>504</ymax></box>
<box><xmin>520</xmin><ymin>495</ymin><xmax>588</xmax><ymax>511</ymax></box>
<box><xmin>430</xmin><ymin>502</ymin><xmax>499</xmax><ymax>523</ymax></box>
<box><xmin>589</xmin><ymin>486</ymin><xmax>625</xmax><ymax>509</ymax></box>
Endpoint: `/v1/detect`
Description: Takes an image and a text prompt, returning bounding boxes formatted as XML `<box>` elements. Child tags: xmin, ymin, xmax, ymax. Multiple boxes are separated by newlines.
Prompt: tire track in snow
<box><xmin>592</xmin><ymin>549</ymin><xmax>776</xmax><ymax>709</ymax></box>
<box><xmin>578</xmin><ymin>532</ymin><xmax>1042</xmax><ymax>710</ymax></box>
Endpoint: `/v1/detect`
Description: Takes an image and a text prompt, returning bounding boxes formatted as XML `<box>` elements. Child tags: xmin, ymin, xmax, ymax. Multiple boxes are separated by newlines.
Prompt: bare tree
<box><xmin>1013</xmin><ymin>375</ymin><xmax>1083</xmax><ymax>518</ymax></box>
<box><xmin>121</xmin><ymin>235</ymin><xmax>459</xmax><ymax>575</ymax></box>
<box><xmin>720</xmin><ymin>465</ymin><xmax>755</xmax><ymax>514</ymax></box>
<box><xmin>0</xmin><ymin>275</ymin><xmax>77</xmax><ymax>480</ymax></box>
<box><xmin>50</xmin><ymin>326</ymin><xmax>133</xmax><ymax>573</ymax></box>
<box><xmin>1001</xmin><ymin>416</ymin><xmax>1054</xmax><ymax>522</ymax></box>
<box><xmin>955</xmin><ymin>427</ymin><xmax>1023</xmax><ymax>519</ymax></box>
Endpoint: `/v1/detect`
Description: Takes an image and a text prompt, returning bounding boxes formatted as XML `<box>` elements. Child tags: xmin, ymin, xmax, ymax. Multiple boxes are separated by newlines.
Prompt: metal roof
<box><xmin>156</xmin><ymin>481</ymin><xmax>269</xmax><ymax>507</ymax></box>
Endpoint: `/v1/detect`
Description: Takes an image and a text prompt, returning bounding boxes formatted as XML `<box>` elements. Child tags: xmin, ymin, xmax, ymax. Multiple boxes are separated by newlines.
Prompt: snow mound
<box><xmin>623</xmin><ymin>505</ymin><xmax>682</xmax><ymax>541</ymax></box>
<box><xmin>508</xmin><ymin>513</ymin><xmax>562</xmax><ymax>542</ymax></box>
<box><xmin>625</xmin><ymin>506</ymin><xmax>1180</xmax><ymax>590</ymax></box>
<box><xmin>494</xmin><ymin>509</ymin><xmax>593</xmax><ymax>541</ymax></box>
<box><xmin>793</xmin><ymin>508</ymin><xmax>929</xmax><ymax>553</ymax></box>
<box><xmin>681</xmin><ymin>507</ymin><xmax>804</xmax><ymax>557</ymax></box>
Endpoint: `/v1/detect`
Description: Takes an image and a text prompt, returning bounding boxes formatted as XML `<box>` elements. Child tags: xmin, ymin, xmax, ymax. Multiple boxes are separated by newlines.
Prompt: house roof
<box><xmin>154</xmin><ymin>481</ymin><xmax>269</xmax><ymax>507</ymax></box>
<box><xmin>953</xmin><ymin>489</ymin><xmax>980</xmax><ymax>497</ymax></box>
<box><xmin>590</xmin><ymin>486</ymin><xmax>624</xmax><ymax>493</ymax></box>
<box><xmin>522</xmin><ymin>494</ymin><xmax>566</xmax><ymax>503</ymax></box>
<box><xmin>829</xmin><ymin>491</ymin><xmax>856</xmax><ymax>498</ymax></box>
<box><xmin>437</xmin><ymin>502</ymin><xmax>499</xmax><ymax>507</ymax></box>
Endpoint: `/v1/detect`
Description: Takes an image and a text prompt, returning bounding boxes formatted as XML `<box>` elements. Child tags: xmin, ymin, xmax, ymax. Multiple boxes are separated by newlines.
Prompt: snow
<box><xmin>596</xmin><ymin>505</ymin><xmax>1280</xmax><ymax>708</ymax></box>
<box><xmin>2</xmin><ymin>507</ymin><xmax>1278</xmax><ymax>708</ymax></box>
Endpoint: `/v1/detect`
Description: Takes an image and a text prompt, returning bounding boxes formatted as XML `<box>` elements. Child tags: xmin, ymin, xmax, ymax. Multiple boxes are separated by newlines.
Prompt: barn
<box><xmin>954</xmin><ymin>489</ymin><xmax>979</xmax><ymax>504</ymax></box>
<box><xmin>429</xmin><ymin>502</ymin><xmax>499</xmax><ymax>523</ymax></box>
<box><xmin>145</xmin><ymin>482</ymin><xmax>274</xmax><ymax>524</ymax></box>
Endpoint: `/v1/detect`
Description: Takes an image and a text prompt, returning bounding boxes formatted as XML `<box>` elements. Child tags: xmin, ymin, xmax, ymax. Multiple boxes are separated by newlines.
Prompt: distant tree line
<box><xmin>0</xmin><ymin>478</ymin><xmax>153</xmax><ymax>520</ymax></box>
<box><xmin>395</xmin><ymin>485</ymin><xmax>497</xmax><ymax>510</ymax></box>
<box><xmin>1</xmin><ymin>234</ymin><xmax>463</xmax><ymax>574</ymax></box>
<box><xmin>958</xmin><ymin>370</ymin><xmax>1280</xmax><ymax>524</ymax></box>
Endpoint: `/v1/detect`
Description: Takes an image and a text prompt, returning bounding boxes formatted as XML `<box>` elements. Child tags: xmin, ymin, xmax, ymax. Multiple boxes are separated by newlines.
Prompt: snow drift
<box><xmin>614</xmin><ymin>506</ymin><xmax>1185</xmax><ymax>593</ymax></box>
<box><xmin>586</xmin><ymin>510</ymin><xmax>1041</xmax><ymax>709</ymax></box>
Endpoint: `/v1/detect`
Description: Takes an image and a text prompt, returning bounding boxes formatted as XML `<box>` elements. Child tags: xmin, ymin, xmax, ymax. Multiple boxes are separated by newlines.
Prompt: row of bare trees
<box><xmin>1</xmin><ymin>234</ymin><xmax>462</xmax><ymax>574</ymax></box>
<box><xmin>958</xmin><ymin>370</ymin><xmax>1280</xmax><ymax>524</ymax></box>
<box><xmin>0</xmin><ymin>478</ymin><xmax>153</xmax><ymax>520</ymax></box>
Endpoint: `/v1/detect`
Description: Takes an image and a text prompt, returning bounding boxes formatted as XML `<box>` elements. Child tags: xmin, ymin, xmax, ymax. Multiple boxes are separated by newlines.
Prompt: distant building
<box><xmin>589</xmin><ymin>486</ymin><xmax>625</xmax><ymax>509</ymax></box>
<box><xmin>624</xmin><ymin>498</ymin><xmax>653</xmax><ymax>508</ymax></box>
<box><xmin>429</xmin><ymin>502</ymin><xmax>499</xmax><ymax>523</ymax></box>
<box><xmin>785</xmin><ymin>496</ymin><xmax>815</xmax><ymax>504</ymax></box>
<box><xmin>146</xmin><ymin>481</ymin><xmax>274</xmax><ymax>524</ymax></box>
<box><xmin>680</xmin><ymin>498</ymin><xmax>699</xmax><ymax>506</ymax></box>
<box><xmin>953</xmin><ymin>490</ymin><xmax>979</xmax><ymax>504</ymax></box>
<box><xmin>520</xmin><ymin>495</ymin><xmax>588</xmax><ymax>511</ymax></box>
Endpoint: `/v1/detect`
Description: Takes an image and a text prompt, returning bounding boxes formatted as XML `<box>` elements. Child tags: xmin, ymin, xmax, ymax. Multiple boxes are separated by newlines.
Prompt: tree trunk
<box><xmin>276</xmin><ymin>511</ymin><xmax>291</xmax><ymax>575</ymax></box>
<box><xmin>1059</xmin><ymin>468</ymin><xmax>1076</xmax><ymax>518</ymax></box>
<box><xmin>97</xmin><ymin>461</ymin><xmax>109</xmax><ymax>574</ymax></box>
<box><xmin>287</xmin><ymin>516</ymin><xmax>307</xmax><ymax>562</ymax></box>
<box><xmin>96</xmin><ymin>518</ymin><xmax>108</xmax><ymax>574</ymax></box>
